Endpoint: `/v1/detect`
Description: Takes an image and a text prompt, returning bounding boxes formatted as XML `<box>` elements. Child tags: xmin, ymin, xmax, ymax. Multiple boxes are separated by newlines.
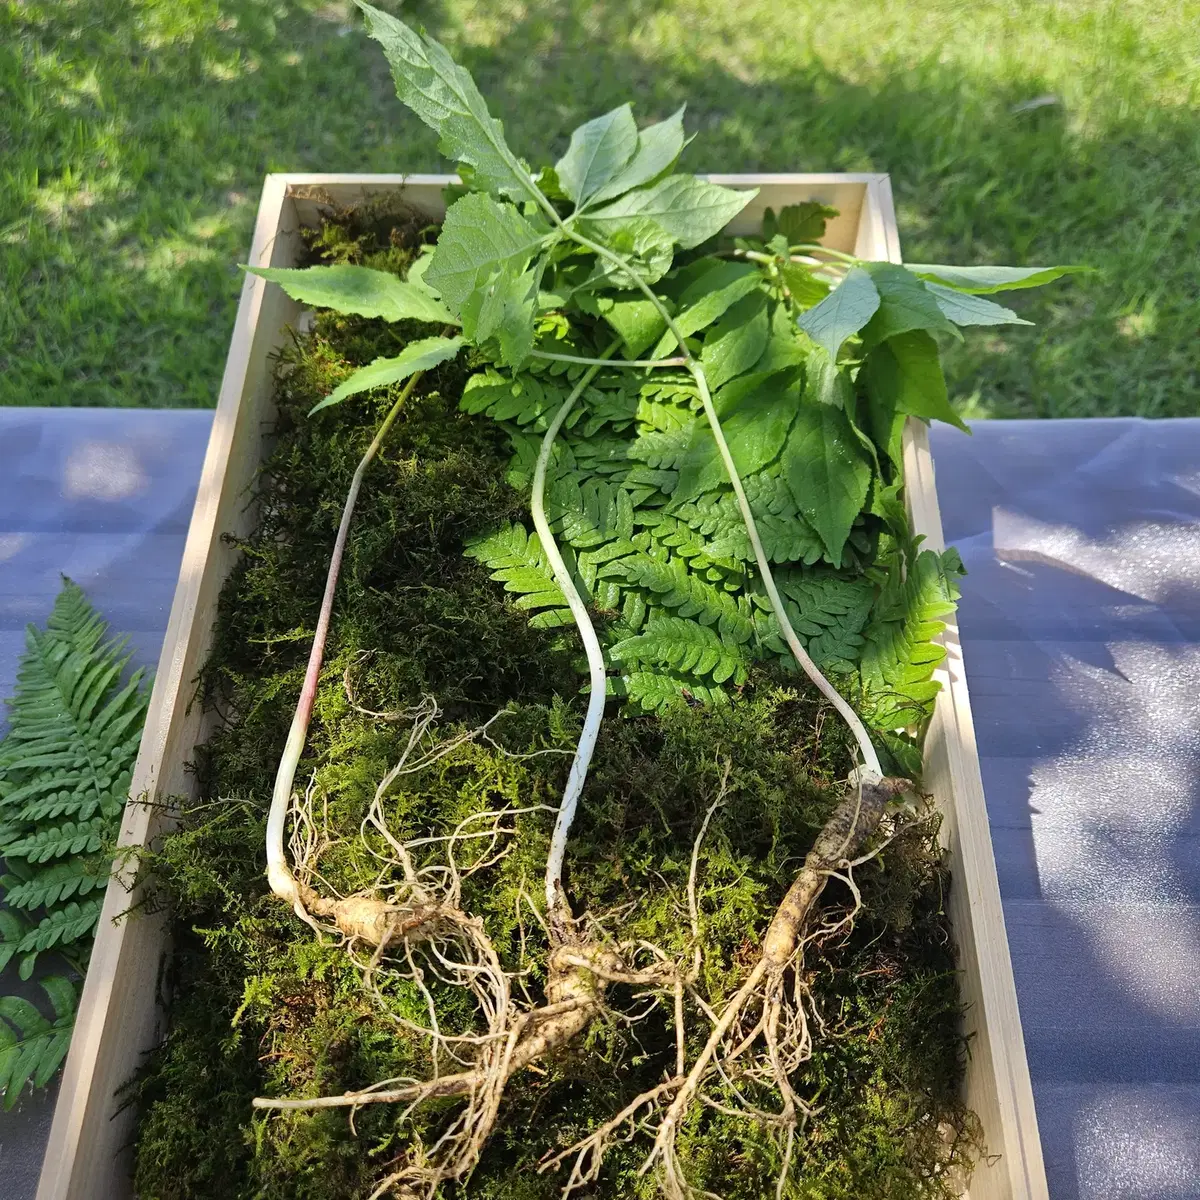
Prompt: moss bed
<box><xmin>130</xmin><ymin>201</ymin><xmax>979</xmax><ymax>1200</ymax></box>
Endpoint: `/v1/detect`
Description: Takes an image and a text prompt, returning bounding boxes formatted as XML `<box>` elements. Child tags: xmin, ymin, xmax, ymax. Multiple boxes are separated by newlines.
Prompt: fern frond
<box><xmin>4</xmin><ymin>818</ymin><xmax>108</xmax><ymax>863</ymax></box>
<box><xmin>16</xmin><ymin>899</ymin><xmax>104</xmax><ymax>955</ymax></box>
<box><xmin>0</xmin><ymin>911</ymin><xmax>30</xmax><ymax>975</ymax></box>
<box><xmin>860</xmin><ymin>549</ymin><xmax>963</xmax><ymax>729</ymax></box>
<box><xmin>0</xmin><ymin>976</ymin><xmax>78</xmax><ymax>1109</ymax></box>
<box><xmin>598</xmin><ymin>551</ymin><xmax>756</xmax><ymax>644</ymax></box>
<box><xmin>610</xmin><ymin>670</ymin><xmax>730</xmax><ymax>713</ymax></box>
<box><xmin>464</xmin><ymin>524</ymin><xmax>573</xmax><ymax>627</ymax></box>
<box><xmin>2</xmin><ymin>858</ymin><xmax>108</xmax><ymax>912</ymax></box>
<box><xmin>771</xmin><ymin>571</ymin><xmax>876</xmax><ymax>672</ymax></box>
<box><xmin>609</xmin><ymin>616</ymin><xmax>748</xmax><ymax>685</ymax></box>
<box><xmin>460</xmin><ymin>368</ymin><xmax>566</xmax><ymax>428</ymax></box>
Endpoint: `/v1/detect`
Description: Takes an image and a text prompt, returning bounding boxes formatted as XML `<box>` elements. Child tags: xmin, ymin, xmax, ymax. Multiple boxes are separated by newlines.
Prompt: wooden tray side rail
<box><xmin>38</xmin><ymin>174</ymin><xmax>1046</xmax><ymax>1200</ymax></box>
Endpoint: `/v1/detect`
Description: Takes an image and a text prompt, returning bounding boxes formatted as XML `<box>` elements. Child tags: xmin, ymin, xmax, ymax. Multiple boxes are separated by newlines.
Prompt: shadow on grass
<box><xmin>4</xmin><ymin>0</ymin><xmax>1198</xmax><ymax>414</ymax></box>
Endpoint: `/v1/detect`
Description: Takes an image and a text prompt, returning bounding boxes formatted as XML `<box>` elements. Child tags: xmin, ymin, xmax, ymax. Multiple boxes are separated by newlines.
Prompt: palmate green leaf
<box><xmin>596</xmin><ymin>294</ymin><xmax>669</xmax><ymax>359</ymax></box>
<box><xmin>782</xmin><ymin>401</ymin><xmax>872</xmax><ymax>567</ymax></box>
<box><xmin>312</xmin><ymin>336</ymin><xmax>466</xmax><ymax>413</ymax></box>
<box><xmin>860</xmin><ymin>263</ymin><xmax>960</xmax><ymax>349</ymax></box>
<box><xmin>585</xmin><ymin>175</ymin><xmax>756</xmax><ymax>250</ymax></box>
<box><xmin>795</xmin><ymin>267</ymin><xmax>880</xmax><ymax>361</ymax></box>
<box><xmin>905</xmin><ymin>263</ymin><xmax>1086</xmax><ymax>294</ymax></box>
<box><xmin>426</xmin><ymin>192</ymin><xmax>547</xmax><ymax>314</ymax></box>
<box><xmin>924</xmin><ymin>282</ymin><xmax>1033</xmax><ymax>328</ymax></box>
<box><xmin>803</xmin><ymin>349</ymin><xmax>853</xmax><ymax>409</ymax></box>
<box><xmin>354</xmin><ymin>2</ymin><xmax>540</xmax><ymax>206</ymax></box>
<box><xmin>863</xmin><ymin>331</ymin><xmax>969</xmax><ymax>433</ymax></box>
<box><xmin>245</xmin><ymin>265</ymin><xmax>456</xmax><ymax>325</ymax></box>
<box><xmin>587</xmin><ymin>106</ymin><xmax>687</xmax><ymax>207</ymax></box>
<box><xmin>779</xmin><ymin>262</ymin><xmax>831</xmax><ymax>309</ymax></box>
<box><xmin>556</xmin><ymin>104</ymin><xmax>638</xmax><ymax>207</ymax></box>
<box><xmin>0</xmin><ymin>976</ymin><xmax>78</xmax><ymax>1109</ymax></box>
<box><xmin>700</xmin><ymin>292</ymin><xmax>769</xmax><ymax>390</ymax></box>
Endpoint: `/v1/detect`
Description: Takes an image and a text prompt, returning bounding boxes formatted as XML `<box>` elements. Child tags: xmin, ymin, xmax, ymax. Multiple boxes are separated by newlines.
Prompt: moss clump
<box><xmin>131</xmin><ymin>200</ymin><xmax>978</xmax><ymax>1199</ymax></box>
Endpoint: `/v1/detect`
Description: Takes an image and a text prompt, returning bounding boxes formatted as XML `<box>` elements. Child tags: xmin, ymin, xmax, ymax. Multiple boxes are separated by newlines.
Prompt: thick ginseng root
<box><xmin>545</xmin><ymin>777</ymin><xmax>910</xmax><ymax>1200</ymax></box>
<box><xmin>257</xmin><ymin>752</ymin><xmax>677</xmax><ymax>1198</ymax></box>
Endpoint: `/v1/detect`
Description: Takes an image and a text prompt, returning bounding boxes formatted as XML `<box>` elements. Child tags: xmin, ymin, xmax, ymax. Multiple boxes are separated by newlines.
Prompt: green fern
<box><xmin>860</xmin><ymin>549</ymin><xmax>964</xmax><ymax>729</ymax></box>
<box><xmin>0</xmin><ymin>578</ymin><xmax>150</xmax><ymax>1097</ymax></box>
<box><xmin>611</xmin><ymin>670</ymin><xmax>730</xmax><ymax>713</ymax></box>
<box><xmin>0</xmin><ymin>976</ymin><xmax>78</xmax><ymax>1109</ymax></box>
<box><xmin>464</xmin><ymin>524</ymin><xmax>573</xmax><ymax>629</ymax></box>
<box><xmin>609</xmin><ymin>615</ymin><xmax>748</xmax><ymax>685</ymax></box>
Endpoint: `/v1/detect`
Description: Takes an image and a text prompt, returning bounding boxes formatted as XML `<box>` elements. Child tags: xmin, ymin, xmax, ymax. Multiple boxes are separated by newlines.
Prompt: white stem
<box><xmin>532</xmin><ymin>347</ymin><xmax>619</xmax><ymax>913</ymax></box>
<box><xmin>687</xmin><ymin>365</ymin><xmax>882</xmax><ymax>781</ymax></box>
<box><xmin>566</xmin><ymin>228</ymin><xmax>882</xmax><ymax>781</ymax></box>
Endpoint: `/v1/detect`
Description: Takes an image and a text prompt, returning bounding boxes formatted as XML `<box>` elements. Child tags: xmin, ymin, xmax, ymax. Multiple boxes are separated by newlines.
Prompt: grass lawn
<box><xmin>3</xmin><ymin>0</ymin><xmax>1198</xmax><ymax>416</ymax></box>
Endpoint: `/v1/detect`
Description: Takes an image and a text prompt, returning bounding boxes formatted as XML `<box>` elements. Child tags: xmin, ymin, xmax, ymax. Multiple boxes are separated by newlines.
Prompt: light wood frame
<box><xmin>38</xmin><ymin>173</ymin><xmax>1047</xmax><ymax>1200</ymax></box>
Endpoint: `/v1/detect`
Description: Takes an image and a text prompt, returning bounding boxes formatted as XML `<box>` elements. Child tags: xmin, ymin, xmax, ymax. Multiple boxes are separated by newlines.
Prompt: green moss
<box><xmin>131</xmin><ymin>201</ymin><xmax>978</xmax><ymax>1199</ymax></box>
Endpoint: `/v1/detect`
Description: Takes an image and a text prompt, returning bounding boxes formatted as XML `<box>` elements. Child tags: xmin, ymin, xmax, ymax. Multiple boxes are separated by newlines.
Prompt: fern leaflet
<box><xmin>0</xmin><ymin>976</ymin><xmax>78</xmax><ymax>1109</ymax></box>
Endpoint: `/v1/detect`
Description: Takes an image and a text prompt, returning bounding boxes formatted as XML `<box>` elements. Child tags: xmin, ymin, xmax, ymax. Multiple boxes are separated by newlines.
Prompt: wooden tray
<box><xmin>38</xmin><ymin>173</ymin><xmax>1048</xmax><ymax>1200</ymax></box>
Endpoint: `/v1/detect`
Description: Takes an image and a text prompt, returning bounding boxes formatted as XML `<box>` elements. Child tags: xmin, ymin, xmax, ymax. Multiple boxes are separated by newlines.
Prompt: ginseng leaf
<box><xmin>863</xmin><ymin>331</ymin><xmax>968</xmax><ymax>433</ymax></box>
<box><xmin>653</xmin><ymin>261</ymin><xmax>762</xmax><ymax>355</ymax></box>
<box><xmin>795</xmin><ymin>267</ymin><xmax>880</xmax><ymax>361</ymax></box>
<box><xmin>597</xmin><ymin>294</ymin><xmax>669</xmax><ymax>359</ymax></box>
<box><xmin>762</xmin><ymin>201</ymin><xmax>839</xmax><ymax>244</ymax></box>
<box><xmin>312</xmin><ymin>337</ymin><xmax>466</xmax><ymax>413</ymax></box>
<box><xmin>556</xmin><ymin>104</ymin><xmax>639</xmax><ymax>207</ymax></box>
<box><xmin>700</xmin><ymin>291</ymin><xmax>769</xmax><ymax>390</ymax></box>
<box><xmin>860</xmin><ymin>263</ymin><xmax>959</xmax><ymax>348</ymax></box>
<box><xmin>460</xmin><ymin>262</ymin><xmax>538</xmax><ymax>366</ymax></box>
<box><xmin>904</xmin><ymin>263</ymin><xmax>1086</xmax><ymax>294</ymax></box>
<box><xmin>587</xmin><ymin>106</ymin><xmax>687</xmax><ymax>206</ymax></box>
<box><xmin>782</xmin><ymin>402</ymin><xmax>872</xmax><ymax>567</ymax></box>
<box><xmin>924</xmin><ymin>282</ymin><xmax>1034</xmax><ymax>328</ymax></box>
<box><xmin>779</xmin><ymin>262</ymin><xmax>831</xmax><ymax>309</ymax></box>
<box><xmin>675</xmin><ymin>367</ymin><xmax>799</xmax><ymax>501</ymax></box>
<box><xmin>585</xmin><ymin>175</ymin><xmax>756</xmax><ymax>250</ymax></box>
<box><xmin>426</xmin><ymin>192</ymin><xmax>547</xmax><ymax>314</ymax></box>
<box><xmin>579</xmin><ymin>216</ymin><xmax>675</xmax><ymax>288</ymax></box>
<box><xmin>245</xmin><ymin>265</ymin><xmax>455</xmax><ymax>325</ymax></box>
<box><xmin>354</xmin><ymin>1</ymin><xmax>539</xmax><ymax>205</ymax></box>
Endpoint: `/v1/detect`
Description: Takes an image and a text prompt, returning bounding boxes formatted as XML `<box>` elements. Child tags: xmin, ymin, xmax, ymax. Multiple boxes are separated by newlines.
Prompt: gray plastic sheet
<box><xmin>930</xmin><ymin>418</ymin><xmax>1200</xmax><ymax>1200</ymax></box>
<box><xmin>0</xmin><ymin>410</ymin><xmax>1197</xmax><ymax>1199</ymax></box>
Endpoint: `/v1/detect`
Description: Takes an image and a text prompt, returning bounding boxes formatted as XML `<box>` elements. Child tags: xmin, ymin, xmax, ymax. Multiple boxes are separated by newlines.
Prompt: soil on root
<box><xmin>130</xmin><ymin>199</ymin><xmax>980</xmax><ymax>1200</ymax></box>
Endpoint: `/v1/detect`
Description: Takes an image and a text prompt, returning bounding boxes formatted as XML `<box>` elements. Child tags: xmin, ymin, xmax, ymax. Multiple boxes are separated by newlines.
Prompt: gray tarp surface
<box><xmin>1</xmin><ymin>409</ymin><xmax>1197</xmax><ymax>1199</ymax></box>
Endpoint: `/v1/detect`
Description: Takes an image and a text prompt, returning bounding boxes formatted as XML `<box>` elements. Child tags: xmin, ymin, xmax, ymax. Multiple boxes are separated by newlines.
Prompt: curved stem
<box><xmin>266</xmin><ymin>369</ymin><xmax>427</xmax><ymax>920</ymax></box>
<box><xmin>564</xmin><ymin>229</ymin><xmax>882</xmax><ymax>780</ymax></box>
<box><xmin>533</xmin><ymin>342</ymin><xmax>621</xmax><ymax>916</ymax></box>
<box><xmin>531</xmin><ymin>350</ymin><xmax>687</xmax><ymax>369</ymax></box>
<box><xmin>686</xmin><ymin>366</ymin><xmax>882</xmax><ymax>779</ymax></box>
